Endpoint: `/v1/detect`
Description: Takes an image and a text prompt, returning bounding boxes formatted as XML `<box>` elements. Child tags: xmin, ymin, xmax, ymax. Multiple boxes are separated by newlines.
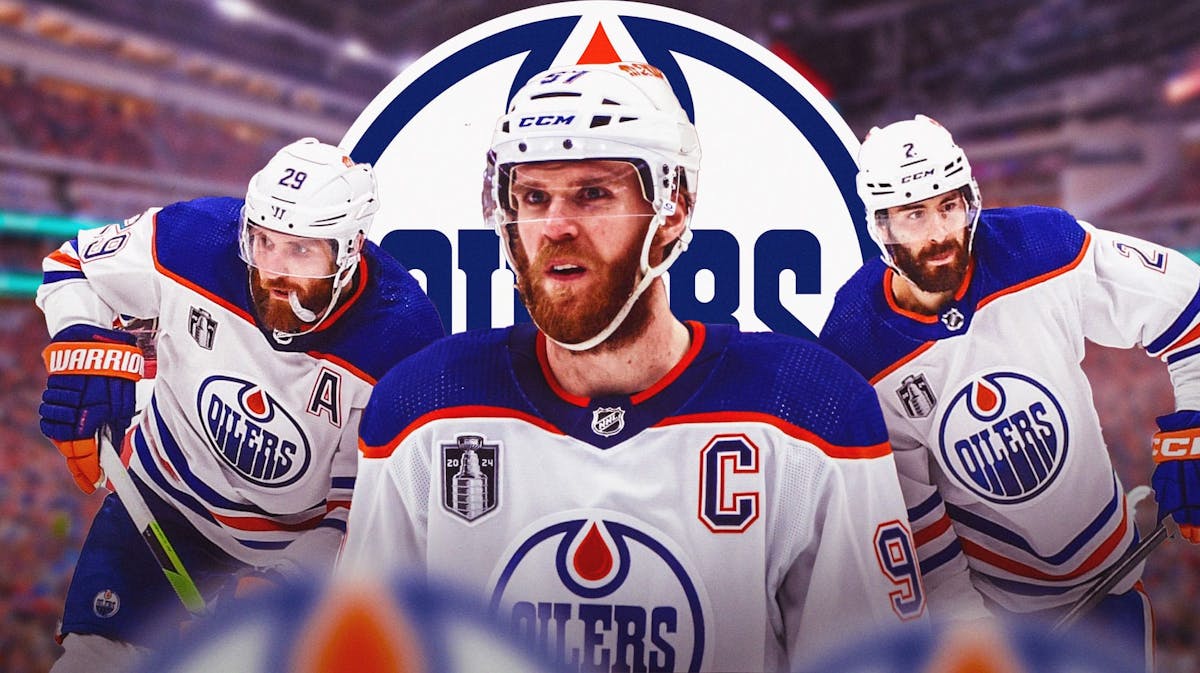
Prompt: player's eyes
<box><xmin>520</xmin><ymin>189</ymin><xmax>549</xmax><ymax>206</ymax></box>
<box><xmin>578</xmin><ymin>185</ymin><xmax>609</xmax><ymax>201</ymax></box>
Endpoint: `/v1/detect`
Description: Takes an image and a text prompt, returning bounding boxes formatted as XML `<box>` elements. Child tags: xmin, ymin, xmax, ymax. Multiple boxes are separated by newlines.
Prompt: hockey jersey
<box><xmin>37</xmin><ymin>197</ymin><xmax>444</xmax><ymax>570</ymax></box>
<box><xmin>820</xmin><ymin>206</ymin><xmax>1200</xmax><ymax>615</ymax></box>
<box><xmin>343</xmin><ymin>321</ymin><xmax>925</xmax><ymax>673</ymax></box>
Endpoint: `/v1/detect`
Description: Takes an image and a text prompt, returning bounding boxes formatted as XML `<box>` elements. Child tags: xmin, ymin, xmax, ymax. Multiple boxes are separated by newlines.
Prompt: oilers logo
<box><xmin>92</xmin><ymin>589</ymin><xmax>120</xmax><ymax>618</ymax></box>
<box><xmin>197</xmin><ymin>375</ymin><xmax>311</xmax><ymax>488</ymax></box>
<box><xmin>490</xmin><ymin>514</ymin><xmax>710</xmax><ymax>672</ymax></box>
<box><xmin>937</xmin><ymin>371</ymin><xmax>1069</xmax><ymax>505</ymax></box>
<box><xmin>342</xmin><ymin>1</ymin><xmax>867</xmax><ymax>339</ymax></box>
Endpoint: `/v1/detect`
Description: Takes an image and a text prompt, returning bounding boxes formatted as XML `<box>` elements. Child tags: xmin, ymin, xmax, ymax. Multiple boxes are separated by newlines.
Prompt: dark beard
<box><xmin>889</xmin><ymin>238</ymin><xmax>969</xmax><ymax>293</ymax></box>
<box><xmin>249</xmin><ymin>270</ymin><xmax>335</xmax><ymax>334</ymax></box>
<box><xmin>512</xmin><ymin>232</ymin><xmax>653</xmax><ymax>351</ymax></box>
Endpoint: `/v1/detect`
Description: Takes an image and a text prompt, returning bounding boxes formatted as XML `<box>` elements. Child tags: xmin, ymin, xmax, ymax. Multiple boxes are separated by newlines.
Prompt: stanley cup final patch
<box><xmin>442</xmin><ymin>435</ymin><xmax>499</xmax><ymax>523</ymax></box>
<box><xmin>897</xmin><ymin>373</ymin><xmax>937</xmax><ymax>418</ymax></box>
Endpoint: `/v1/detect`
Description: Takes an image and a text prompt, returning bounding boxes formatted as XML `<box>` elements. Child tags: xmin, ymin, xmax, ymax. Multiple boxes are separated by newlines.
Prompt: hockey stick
<box><xmin>97</xmin><ymin>427</ymin><xmax>207</xmax><ymax>614</ymax></box>
<box><xmin>1051</xmin><ymin>522</ymin><xmax>1170</xmax><ymax>633</ymax></box>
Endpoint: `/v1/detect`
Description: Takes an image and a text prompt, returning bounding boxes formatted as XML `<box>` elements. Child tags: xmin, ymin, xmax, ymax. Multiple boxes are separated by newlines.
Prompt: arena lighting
<box><xmin>342</xmin><ymin>37</ymin><xmax>371</xmax><ymax>61</ymax></box>
<box><xmin>213</xmin><ymin>0</ymin><xmax>257</xmax><ymax>23</ymax></box>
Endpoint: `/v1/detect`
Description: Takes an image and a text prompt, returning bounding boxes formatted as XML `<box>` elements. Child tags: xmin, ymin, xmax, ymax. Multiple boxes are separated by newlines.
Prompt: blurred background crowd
<box><xmin>1</xmin><ymin>0</ymin><xmax>1198</xmax><ymax>670</ymax></box>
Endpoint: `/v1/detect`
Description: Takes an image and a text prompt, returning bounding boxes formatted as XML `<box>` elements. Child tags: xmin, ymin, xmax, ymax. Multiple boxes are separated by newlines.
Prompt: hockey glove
<box><xmin>40</xmin><ymin>324</ymin><xmax>142</xmax><ymax>494</ymax></box>
<box><xmin>1151</xmin><ymin>409</ymin><xmax>1200</xmax><ymax>543</ymax></box>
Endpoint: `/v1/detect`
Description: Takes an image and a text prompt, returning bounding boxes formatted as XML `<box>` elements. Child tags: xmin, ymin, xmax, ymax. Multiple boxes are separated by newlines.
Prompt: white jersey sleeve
<box><xmin>36</xmin><ymin>208</ymin><xmax>163</xmax><ymax>334</ymax></box>
<box><xmin>1078</xmin><ymin>221</ymin><xmax>1200</xmax><ymax>409</ymax></box>
<box><xmin>778</xmin><ymin>441</ymin><xmax>931</xmax><ymax>665</ymax></box>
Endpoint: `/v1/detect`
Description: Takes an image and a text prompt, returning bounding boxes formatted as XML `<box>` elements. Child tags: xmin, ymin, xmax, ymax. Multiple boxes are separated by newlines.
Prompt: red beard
<box><xmin>250</xmin><ymin>270</ymin><xmax>335</xmax><ymax>334</ymax></box>
<box><xmin>511</xmin><ymin>233</ymin><xmax>652</xmax><ymax>350</ymax></box>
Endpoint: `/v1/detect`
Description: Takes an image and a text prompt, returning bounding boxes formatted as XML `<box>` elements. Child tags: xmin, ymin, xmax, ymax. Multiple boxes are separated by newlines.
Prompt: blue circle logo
<box><xmin>938</xmin><ymin>371</ymin><xmax>1069</xmax><ymax>504</ymax></box>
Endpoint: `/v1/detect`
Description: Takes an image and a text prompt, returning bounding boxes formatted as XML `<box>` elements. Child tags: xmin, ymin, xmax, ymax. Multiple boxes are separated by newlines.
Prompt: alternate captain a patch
<box><xmin>442</xmin><ymin>435</ymin><xmax>499</xmax><ymax>523</ymax></box>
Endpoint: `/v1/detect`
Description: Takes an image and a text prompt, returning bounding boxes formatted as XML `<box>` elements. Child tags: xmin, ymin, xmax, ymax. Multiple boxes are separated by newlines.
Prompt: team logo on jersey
<box><xmin>92</xmin><ymin>589</ymin><xmax>120</xmax><ymax>618</ymax></box>
<box><xmin>343</xmin><ymin>1</ymin><xmax>870</xmax><ymax>340</ymax></box>
<box><xmin>188</xmin><ymin>306</ymin><xmax>217</xmax><ymax>350</ymax></box>
<box><xmin>490</xmin><ymin>513</ymin><xmax>710</xmax><ymax>672</ymax></box>
<box><xmin>937</xmin><ymin>371</ymin><xmax>1069</xmax><ymax>504</ymax></box>
<box><xmin>591</xmin><ymin>406</ymin><xmax>626</xmax><ymax>437</ymax></box>
<box><xmin>442</xmin><ymin>434</ymin><xmax>499</xmax><ymax>522</ymax></box>
<box><xmin>197</xmin><ymin>376</ymin><xmax>312</xmax><ymax>488</ymax></box>
<box><xmin>896</xmin><ymin>373</ymin><xmax>937</xmax><ymax>418</ymax></box>
<box><xmin>940</xmin><ymin>307</ymin><xmax>965</xmax><ymax>331</ymax></box>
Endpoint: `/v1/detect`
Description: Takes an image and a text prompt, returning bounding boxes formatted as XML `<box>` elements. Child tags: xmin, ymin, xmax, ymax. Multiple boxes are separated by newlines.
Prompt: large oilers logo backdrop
<box><xmin>342</xmin><ymin>1</ymin><xmax>871</xmax><ymax>339</ymax></box>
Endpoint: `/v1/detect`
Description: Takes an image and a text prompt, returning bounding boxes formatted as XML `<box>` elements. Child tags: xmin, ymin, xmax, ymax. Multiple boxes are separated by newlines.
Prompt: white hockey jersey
<box><xmin>821</xmin><ymin>205</ymin><xmax>1200</xmax><ymax>615</ymax></box>
<box><xmin>343</xmin><ymin>321</ymin><xmax>926</xmax><ymax>672</ymax></box>
<box><xmin>37</xmin><ymin>197</ymin><xmax>444</xmax><ymax>570</ymax></box>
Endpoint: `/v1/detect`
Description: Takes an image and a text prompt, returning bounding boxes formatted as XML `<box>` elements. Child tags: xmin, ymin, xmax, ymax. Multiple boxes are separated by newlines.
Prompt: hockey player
<box><xmin>37</xmin><ymin>138</ymin><xmax>445</xmax><ymax>672</ymax></box>
<box><xmin>820</xmin><ymin>115</ymin><xmax>1200</xmax><ymax>669</ymax></box>
<box><xmin>341</xmin><ymin>62</ymin><xmax>925</xmax><ymax>672</ymax></box>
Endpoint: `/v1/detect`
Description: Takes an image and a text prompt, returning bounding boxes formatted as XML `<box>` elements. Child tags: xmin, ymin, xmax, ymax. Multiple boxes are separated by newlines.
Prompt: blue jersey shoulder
<box><xmin>152</xmin><ymin>196</ymin><xmax>246</xmax><ymax>303</ymax></box>
<box><xmin>360</xmin><ymin>328</ymin><xmax>530</xmax><ymax>448</ymax></box>
<box><xmin>973</xmin><ymin>206</ymin><xmax>1086</xmax><ymax>296</ymax></box>
<box><xmin>313</xmin><ymin>243</ymin><xmax>445</xmax><ymax>382</ymax></box>
<box><xmin>819</xmin><ymin>258</ymin><xmax>923</xmax><ymax>383</ymax></box>
<box><xmin>686</xmin><ymin>329</ymin><xmax>890</xmax><ymax>449</ymax></box>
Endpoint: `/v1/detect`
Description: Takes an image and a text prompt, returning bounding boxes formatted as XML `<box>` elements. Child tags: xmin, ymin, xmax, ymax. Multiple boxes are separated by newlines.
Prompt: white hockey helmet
<box><xmin>241</xmin><ymin>137</ymin><xmax>378</xmax><ymax>287</ymax></box>
<box><xmin>240</xmin><ymin>138</ymin><xmax>378</xmax><ymax>341</ymax></box>
<box><xmin>483</xmin><ymin>62</ymin><xmax>702</xmax><ymax>351</ymax></box>
<box><xmin>857</xmin><ymin>115</ymin><xmax>981</xmax><ymax>267</ymax></box>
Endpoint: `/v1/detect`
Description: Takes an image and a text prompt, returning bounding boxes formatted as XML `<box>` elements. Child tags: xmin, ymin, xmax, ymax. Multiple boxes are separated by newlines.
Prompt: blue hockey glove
<box><xmin>40</xmin><ymin>324</ymin><xmax>143</xmax><ymax>493</ymax></box>
<box><xmin>1151</xmin><ymin>409</ymin><xmax>1200</xmax><ymax>543</ymax></box>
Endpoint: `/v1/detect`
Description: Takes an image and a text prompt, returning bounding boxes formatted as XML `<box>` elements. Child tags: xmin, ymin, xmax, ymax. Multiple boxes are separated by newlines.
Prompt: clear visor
<box><xmin>238</xmin><ymin>221</ymin><xmax>339</xmax><ymax>279</ymax></box>
<box><xmin>873</xmin><ymin>189</ymin><xmax>975</xmax><ymax>246</ymax></box>
<box><xmin>494</xmin><ymin>160</ymin><xmax>657</xmax><ymax>229</ymax></box>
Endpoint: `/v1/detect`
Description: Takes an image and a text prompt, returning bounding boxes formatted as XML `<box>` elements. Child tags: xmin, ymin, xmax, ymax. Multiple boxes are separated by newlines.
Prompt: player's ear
<box><xmin>654</xmin><ymin>192</ymin><xmax>689</xmax><ymax>251</ymax></box>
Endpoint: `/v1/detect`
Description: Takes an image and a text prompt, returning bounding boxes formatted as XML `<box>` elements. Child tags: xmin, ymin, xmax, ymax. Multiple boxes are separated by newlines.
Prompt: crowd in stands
<box><xmin>1</xmin><ymin>47</ymin><xmax>1200</xmax><ymax>673</ymax></box>
<box><xmin>0</xmin><ymin>68</ymin><xmax>293</xmax><ymax>218</ymax></box>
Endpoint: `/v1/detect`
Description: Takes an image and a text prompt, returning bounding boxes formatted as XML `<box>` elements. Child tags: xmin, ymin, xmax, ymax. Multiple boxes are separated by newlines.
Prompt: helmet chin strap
<box><xmin>266</xmin><ymin>261</ymin><xmax>355</xmax><ymax>345</ymax></box>
<box><xmin>544</xmin><ymin>204</ymin><xmax>689</xmax><ymax>353</ymax></box>
<box><xmin>288</xmin><ymin>291</ymin><xmax>317</xmax><ymax>322</ymax></box>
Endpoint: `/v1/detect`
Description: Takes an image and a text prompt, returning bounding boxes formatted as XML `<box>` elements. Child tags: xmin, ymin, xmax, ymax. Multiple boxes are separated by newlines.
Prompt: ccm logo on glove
<box><xmin>1152</xmin><ymin>430</ymin><xmax>1200</xmax><ymax>461</ymax></box>
<box><xmin>43</xmin><ymin>343</ymin><xmax>143</xmax><ymax>380</ymax></box>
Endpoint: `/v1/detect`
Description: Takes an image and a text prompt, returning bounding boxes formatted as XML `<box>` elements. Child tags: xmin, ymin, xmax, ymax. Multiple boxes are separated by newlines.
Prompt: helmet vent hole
<box><xmin>530</xmin><ymin>92</ymin><xmax>581</xmax><ymax>100</ymax></box>
<box><xmin>618</xmin><ymin>116</ymin><xmax>638</xmax><ymax>123</ymax></box>
<box><xmin>589</xmin><ymin>116</ymin><xmax>611</xmax><ymax>128</ymax></box>
<box><xmin>501</xmin><ymin>121</ymin><xmax>510</xmax><ymax>132</ymax></box>
<box><xmin>601</xmin><ymin>98</ymin><xmax>619</xmax><ymax>105</ymax></box>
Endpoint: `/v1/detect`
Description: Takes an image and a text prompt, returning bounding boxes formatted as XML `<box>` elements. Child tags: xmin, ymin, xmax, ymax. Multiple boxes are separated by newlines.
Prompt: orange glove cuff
<box><xmin>43</xmin><ymin>341</ymin><xmax>143</xmax><ymax>381</ymax></box>
<box><xmin>1152</xmin><ymin>427</ymin><xmax>1200</xmax><ymax>463</ymax></box>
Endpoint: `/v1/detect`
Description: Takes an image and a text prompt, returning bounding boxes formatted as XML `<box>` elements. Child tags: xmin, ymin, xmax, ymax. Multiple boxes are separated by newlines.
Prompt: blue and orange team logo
<box><xmin>342</xmin><ymin>1</ymin><xmax>870</xmax><ymax>340</ymax></box>
<box><xmin>489</xmin><ymin>514</ymin><xmax>711</xmax><ymax>672</ymax></box>
<box><xmin>197</xmin><ymin>375</ymin><xmax>312</xmax><ymax>488</ymax></box>
<box><xmin>937</xmin><ymin>371</ymin><xmax>1069</xmax><ymax>505</ymax></box>
<box><xmin>133</xmin><ymin>575</ymin><xmax>565</xmax><ymax>673</ymax></box>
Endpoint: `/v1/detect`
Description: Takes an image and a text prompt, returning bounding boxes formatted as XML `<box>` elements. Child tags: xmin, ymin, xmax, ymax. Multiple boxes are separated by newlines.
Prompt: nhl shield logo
<box><xmin>897</xmin><ymin>373</ymin><xmax>937</xmax><ymax>418</ymax></box>
<box><xmin>591</xmin><ymin>406</ymin><xmax>626</xmax><ymax>437</ymax></box>
<box><xmin>442</xmin><ymin>435</ymin><xmax>499</xmax><ymax>522</ymax></box>
<box><xmin>189</xmin><ymin>306</ymin><xmax>217</xmax><ymax>350</ymax></box>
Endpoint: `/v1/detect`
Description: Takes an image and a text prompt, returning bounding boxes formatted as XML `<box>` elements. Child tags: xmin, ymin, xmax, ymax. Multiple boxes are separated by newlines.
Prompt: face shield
<box><xmin>489</xmin><ymin>159</ymin><xmax>658</xmax><ymax>235</ymax></box>
<box><xmin>238</xmin><ymin>220</ymin><xmax>339</xmax><ymax>280</ymax></box>
<box><xmin>872</xmin><ymin>188</ymin><xmax>977</xmax><ymax>248</ymax></box>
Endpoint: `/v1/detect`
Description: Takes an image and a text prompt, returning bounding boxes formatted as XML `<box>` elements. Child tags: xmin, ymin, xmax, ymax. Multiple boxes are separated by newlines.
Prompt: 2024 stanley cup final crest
<box><xmin>443</xmin><ymin>434</ymin><xmax>499</xmax><ymax>522</ymax></box>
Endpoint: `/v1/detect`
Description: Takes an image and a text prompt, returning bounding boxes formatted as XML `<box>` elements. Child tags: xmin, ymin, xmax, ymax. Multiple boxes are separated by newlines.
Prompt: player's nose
<box><xmin>541</xmin><ymin>201</ymin><xmax>580</xmax><ymax>240</ymax></box>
